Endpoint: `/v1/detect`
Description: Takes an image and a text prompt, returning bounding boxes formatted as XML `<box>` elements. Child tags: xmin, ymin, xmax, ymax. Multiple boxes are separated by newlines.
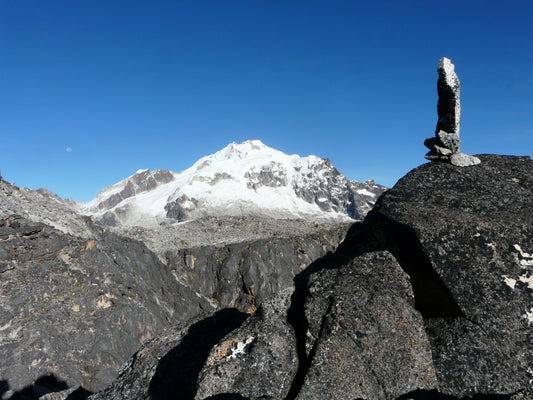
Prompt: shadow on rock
<box><xmin>2</xmin><ymin>374</ymin><xmax>90</xmax><ymax>400</ymax></box>
<box><xmin>148</xmin><ymin>308</ymin><xmax>248</xmax><ymax>400</ymax></box>
<box><xmin>284</xmin><ymin>205</ymin><xmax>466</xmax><ymax>399</ymax></box>
<box><xmin>395</xmin><ymin>389</ymin><xmax>513</xmax><ymax>400</ymax></box>
<box><xmin>1</xmin><ymin>381</ymin><xmax>9</xmax><ymax>399</ymax></box>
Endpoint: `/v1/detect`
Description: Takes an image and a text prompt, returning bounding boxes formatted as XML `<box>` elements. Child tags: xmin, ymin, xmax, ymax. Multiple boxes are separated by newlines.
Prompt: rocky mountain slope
<box><xmin>0</xmin><ymin>213</ymin><xmax>212</xmax><ymax>396</ymax></box>
<box><xmin>78</xmin><ymin>140</ymin><xmax>385</xmax><ymax>228</ymax></box>
<box><xmin>0</xmin><ymin>174</ymin><xmax>351</xmax><ymax>399</ymax></box>
<box><xmin>0</xmin><ymin>177</ymin><xmax>94</xmax><ymax>239</ymax></box>
<box><xmin>87</xmin><ymin>154</ymin><xmax>533</xmax><ymax>400</ymax></box>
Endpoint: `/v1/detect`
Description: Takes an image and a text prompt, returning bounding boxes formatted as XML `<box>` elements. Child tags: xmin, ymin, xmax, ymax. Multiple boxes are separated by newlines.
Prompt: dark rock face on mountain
<box><xmin>89</xmin><ymin>154</ymin><xmax>533</xmax><ymax>399</ymax></box>
<box><xmin>0</xmin><ymin>215</ymin><xmax>211</xmax><ymax>396</ymax></box>
<box><xmin>94</xmin><ymin>169</ymin><xmax>175</xmax><ymax>212</ymax></box>
<box><xmin>165</xmin><ymin>225</ymin><xmax>349</xmax><ymax>313</ymax></box>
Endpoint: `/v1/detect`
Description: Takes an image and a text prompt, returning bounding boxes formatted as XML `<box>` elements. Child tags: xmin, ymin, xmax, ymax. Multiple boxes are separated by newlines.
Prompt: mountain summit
<box><xmin>79</xmin><ymin>140</ymin><xmax>385</xmax><ymax>227</ymax></box>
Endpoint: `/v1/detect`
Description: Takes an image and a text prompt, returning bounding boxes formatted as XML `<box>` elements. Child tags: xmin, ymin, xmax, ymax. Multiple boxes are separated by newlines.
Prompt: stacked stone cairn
<box><xmin>425</xmin><ymin>57</ymin><xmax>481</xmax><ymax>166</ymax></box>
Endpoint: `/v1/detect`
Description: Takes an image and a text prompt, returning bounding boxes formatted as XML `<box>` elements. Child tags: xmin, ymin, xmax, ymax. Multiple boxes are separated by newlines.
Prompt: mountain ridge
<box><xmin>77</xmin><ymin>140</ymin><xmax>386</xmax><ymax>228</ymax></box>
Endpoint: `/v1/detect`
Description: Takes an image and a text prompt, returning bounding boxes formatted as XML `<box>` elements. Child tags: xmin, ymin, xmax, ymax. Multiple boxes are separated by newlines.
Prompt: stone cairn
<box><xmin>424</xmin><ymin>57</ymin><xmax>481</xmax><ymax>166</ymax></box>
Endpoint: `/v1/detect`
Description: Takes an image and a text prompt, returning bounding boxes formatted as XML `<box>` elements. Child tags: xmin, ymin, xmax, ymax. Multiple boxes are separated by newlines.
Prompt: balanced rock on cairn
<box><xmin>425</xmin><ymin>57</ymin><xmax>481</xmax><ymax>166</ymax></box>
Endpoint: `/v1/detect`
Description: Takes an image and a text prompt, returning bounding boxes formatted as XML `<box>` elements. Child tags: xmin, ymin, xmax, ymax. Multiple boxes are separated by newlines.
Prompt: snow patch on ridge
<box><xmin>357</xmin><ymin>189</ymin><xmax>376</xmax><ymax>197</ymax></box>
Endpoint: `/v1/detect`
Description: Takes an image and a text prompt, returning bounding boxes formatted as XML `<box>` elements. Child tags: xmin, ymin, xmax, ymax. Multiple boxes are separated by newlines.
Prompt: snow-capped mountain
<box><xmin>78</xmin><ymin>140</ymin><xmax>386</xmax><ymax>227</ymax></box>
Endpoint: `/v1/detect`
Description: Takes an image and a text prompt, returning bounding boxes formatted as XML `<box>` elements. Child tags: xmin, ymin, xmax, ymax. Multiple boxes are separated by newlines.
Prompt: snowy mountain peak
<box><xmin>193</xmin><ymin>140</ymin><xmax>285</xmax><ymax>168</ymax></box>
<box><xmin>79</xmin><ymin>141</ymin><xmax>387</xmax><ymax>227</ymax></box>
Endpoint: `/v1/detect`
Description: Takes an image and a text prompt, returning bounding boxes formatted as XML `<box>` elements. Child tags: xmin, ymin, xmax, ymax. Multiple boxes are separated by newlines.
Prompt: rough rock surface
<box><xmin>0</xmin><ymin>215</ymin><xmax>211</xmax><ymax>395</ymax></box>
<box><xmin>87</xmin><ymin>309</ymin><xmax>248</xmax><ymax>400</ymax></box>
<box><xmin>339</xmin><ymin>154</ymin><xmax>533</xmax><ymax>397</ymax></box>
<box><xmin>163</xmin><ymin>224</ymin><xmax>349</xmax><ymax>312</ymax></box>
<box><xmin>293</xmin><ymin>251</ymin><xmax>436</xmax><ymax>400</ymax></box>
<box><xmin>125</xmin><ymin>216</ymin><xmax>350</xmax><ymax>251</ymax></box>
<box><xmin>435</xmin><ymin>57</ymin><xmax>461</xmax><ymax>136</ymax></box>
<box><xmin>195</xmin><ymin>288</ymin><xmax>297</xmax><ymax>400</ymax></box>
<box><xmin>91</xmin><ymin>169</ymin><xmax>175</xmax><ymax>212</ymax></box>
<box><xmin>0</xmin><ymin>177</ymin><xmax>94</xmax><ymax>239</ymax></box>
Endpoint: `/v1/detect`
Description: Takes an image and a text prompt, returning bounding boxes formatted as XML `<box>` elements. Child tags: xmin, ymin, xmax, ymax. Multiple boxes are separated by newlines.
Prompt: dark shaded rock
<box><xmin>164</xmin><ymin>194</ymin><xmax>203</xmax><ymax>222</ymax></box>
<box><xmin>435</xmin><ymin>57</ymin><xmax>461</xmax><ymax>136</ymax></box>
<box><xmin>337</xmin><ymin>154</ymin><xmax>533</xmax><ymax>397</ymax></box>
<box><xmin>87</xmin><ymin>309</ymin><xmax>248</xmax><ymax>400</ymax></box>
<box><xmin>0</xmin><ymin>373</ymin><xmax>90</xmax><ymax>400</ymax></box>
<box><xmin>195</xmin><ymin>288</ymin><xmax>297</xmax><ymax>400</ymax></box>
<box><xmin>294</xmin><ymin>251</ymin><xmax>436</xmax><ymax>400</ymax></box>
<box><xmin>165</xmin><ymin>225</ymin><xmax>349</xmax><ymax>313</ymax></box>
<box><xmin>424</xmin><ymin>137</ymin><xmax>453</xmax><ymax>157</ymax></box>
<box><xmin>0</xmin><ymin>215</ymin><xmax>212</xmax><ymax>393</ymax></box>
<box><xmin>97</xmin><ymin>170</ymin><xmax>175</xmax><ymax>211</ymax></box>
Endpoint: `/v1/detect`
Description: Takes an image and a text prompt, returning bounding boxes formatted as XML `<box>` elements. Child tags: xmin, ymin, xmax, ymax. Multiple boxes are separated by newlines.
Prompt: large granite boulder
<box><xmin>293</xmin><ymin>251</ymin><xmax>436</xmax><ymax>400</ymax></box>
<box><xmin>339</xmin><ymin>154</ymin><xmax>533</xmax><ymax>397</ymax></box>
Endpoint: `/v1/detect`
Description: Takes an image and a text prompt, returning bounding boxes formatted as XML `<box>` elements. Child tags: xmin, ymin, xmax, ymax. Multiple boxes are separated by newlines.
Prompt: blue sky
<box><xmin>1</xmin><ymin>1</ymin><xmax>532</xmax><ymax>201</ymax></box>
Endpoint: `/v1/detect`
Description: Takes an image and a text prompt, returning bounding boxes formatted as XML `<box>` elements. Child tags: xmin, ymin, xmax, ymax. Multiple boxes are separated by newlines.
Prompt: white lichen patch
<box><xmin>520</xmin><ymin>259</ymin><xmax>533</xmax><ymax>267</ymax></box>
<box><xmin>227</xmin><ymin>336</ymin><xmax>255</xmax><ymax>360</ymax></box>
<box><xmin>96</xmin><ymin>293</ymin><xmax>115</xmax><ymax>309</ymax></box>
<box><xmin>512</xmin><ymin>244</ymin><xmax>533</xmax><ymax>268</ymax></box>
<box><xmin>486</xmin><ymin>243</ymin><xmax>497</xmax><ymax>251</ymax></box>
<box><xmin>502</xmin><ymin>275</ymin><xmax>517</xmax><ymax>289</ymax></box>
<box><xmin>524</xmin><ymin>307</ymin><xmax>533</xmax><ymax>325</ymax></box>
<box><xmin>0</xmin><ymin>320</ymin><xmax>12</xmax><ymax>332</ymax></box>
<box><xmin>513</xmin><ymin>244</ymin><xmax>533</xmax><ymax>260</ymax></box>
<box><xmin>518</xmin><ymin>273</ymin><xmax>533</xmax><ymax>290</ymax></box>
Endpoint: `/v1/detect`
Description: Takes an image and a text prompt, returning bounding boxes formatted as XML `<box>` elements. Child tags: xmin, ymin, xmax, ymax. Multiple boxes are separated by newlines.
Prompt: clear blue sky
<box><xmin>1</xmin><ymin>1</ymin><xmax>532</xmax><ymax>201</ymax></box>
